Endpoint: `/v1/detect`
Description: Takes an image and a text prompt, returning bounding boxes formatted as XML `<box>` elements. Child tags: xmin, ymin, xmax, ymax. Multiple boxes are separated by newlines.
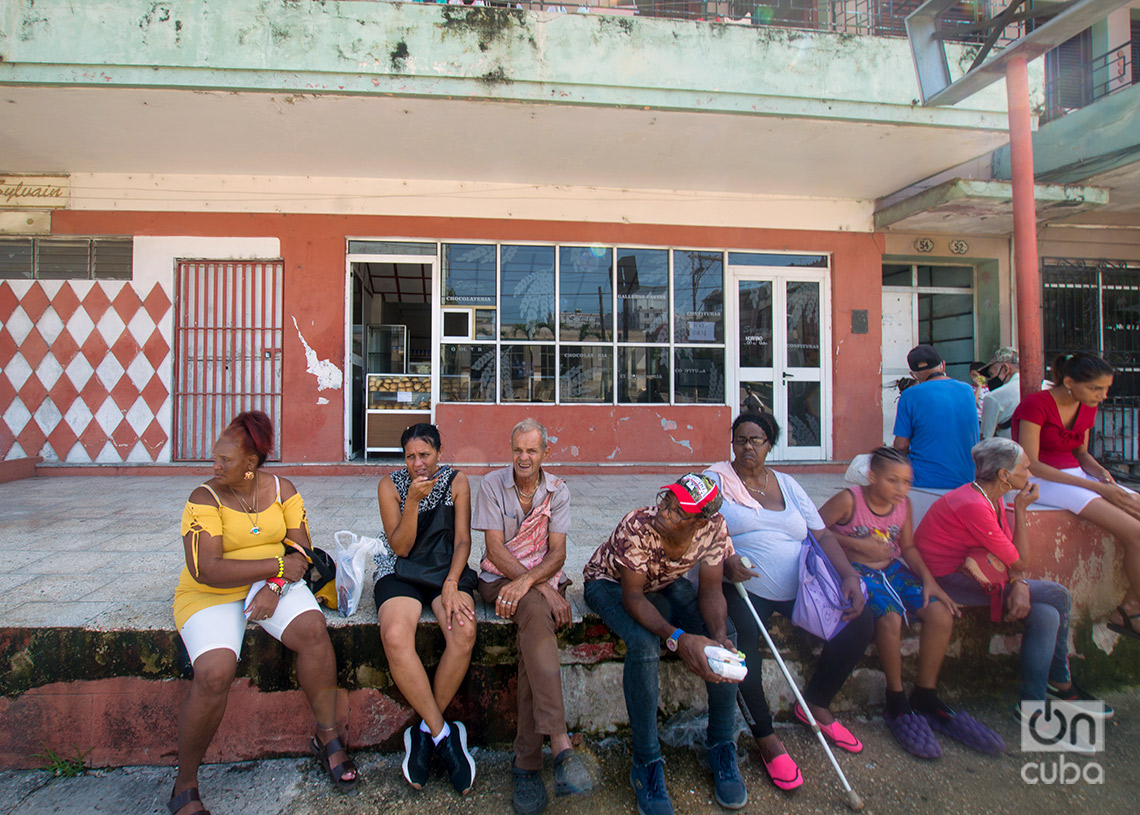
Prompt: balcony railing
<box><xmin>390</xmin><ymin>0</ymin><xmax>1001</xmax><ymax>40</ymax></box>
<box><xmin>1044</xmin><ymin>37</ymin><xmax>1133</xmax><ymax>122</ymax></box>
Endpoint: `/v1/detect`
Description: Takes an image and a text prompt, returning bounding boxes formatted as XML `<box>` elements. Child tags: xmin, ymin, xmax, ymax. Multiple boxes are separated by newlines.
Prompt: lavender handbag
<box><xmin>791</xmin><ymin>531</ymin><xmax>863</xmax><ymax>640</ymax></box>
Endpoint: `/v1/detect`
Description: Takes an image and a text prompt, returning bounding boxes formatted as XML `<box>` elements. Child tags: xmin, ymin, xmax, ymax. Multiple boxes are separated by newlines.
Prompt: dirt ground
<box><xmin>1</xmin><ymin>690</ymin><xmax>1137</xmax><ymax>814</ymax></box>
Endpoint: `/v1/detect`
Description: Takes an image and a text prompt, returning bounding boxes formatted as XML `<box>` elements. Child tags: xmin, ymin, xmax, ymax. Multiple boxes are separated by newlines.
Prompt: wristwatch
<box><xmin>666</xmin><ymin>628</ymin><xmax>684</xmax><ymax>652</ymax></box>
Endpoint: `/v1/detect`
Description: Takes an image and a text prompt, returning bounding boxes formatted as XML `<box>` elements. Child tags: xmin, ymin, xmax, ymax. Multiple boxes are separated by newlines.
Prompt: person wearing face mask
<box><xmin>1014</xmin><ymin>353</ymin><xmax>1140</xmax><ymax>645</ymax></box>
<box><xmin>980</xmin><ymin>347</ymin><xmax>1021</xmax><ymax>440</ymax></box>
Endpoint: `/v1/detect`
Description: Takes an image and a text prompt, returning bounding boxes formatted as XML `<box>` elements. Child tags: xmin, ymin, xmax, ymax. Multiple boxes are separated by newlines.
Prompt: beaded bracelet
<box><xmin>275</xmin><ymin>556</ymin><xmax>285</xmax><ymax>579</ymax></box>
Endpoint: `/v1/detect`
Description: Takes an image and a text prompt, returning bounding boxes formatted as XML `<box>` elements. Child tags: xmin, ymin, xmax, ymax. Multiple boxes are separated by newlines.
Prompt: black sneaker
<box><xmin>402</xmin><ymin>725</ymin><xmax>433</xmax><ymax>789</ymax></box>
<box><xmin>512</xmin><ymin>761</ymin><xmax>548</xmax><ymax>815</ymax></box>
<box><xmin>437</xmin><ymin>721</ymin><xmax>476</xmax><ymax>794</ymax></box>
<box><xmin>1046</xmin><ymin>681</ymin><xmax>1115</xmax><ymax>719</ymax></box>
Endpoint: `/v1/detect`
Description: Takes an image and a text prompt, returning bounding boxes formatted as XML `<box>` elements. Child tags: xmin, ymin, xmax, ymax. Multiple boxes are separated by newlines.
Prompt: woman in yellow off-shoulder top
<box><xmin>168</xmin><ymin>411</ymin><xmax>356</xmax><ymax>815</ymax></box>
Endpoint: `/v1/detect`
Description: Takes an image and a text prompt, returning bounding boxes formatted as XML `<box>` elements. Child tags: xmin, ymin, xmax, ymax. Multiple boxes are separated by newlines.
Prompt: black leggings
<box><xmin>723</xmin><ymin>584</ymin><xmax>874</xmax><ymax>739</ymax></box>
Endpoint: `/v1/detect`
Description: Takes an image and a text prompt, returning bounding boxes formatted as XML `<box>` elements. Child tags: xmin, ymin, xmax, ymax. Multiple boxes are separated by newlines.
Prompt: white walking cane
<box><xmin>734</xmin><ymin>557</ymin><xmax>864</xmax><ymax>811</ymax></box>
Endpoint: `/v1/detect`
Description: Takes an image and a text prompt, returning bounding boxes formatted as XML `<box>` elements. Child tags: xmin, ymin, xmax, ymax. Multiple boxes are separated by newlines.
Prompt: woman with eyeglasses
<box><xmin>703</xmin><ymin>413</ymin><xmax>872</xmax><ymax>793</ymax></box>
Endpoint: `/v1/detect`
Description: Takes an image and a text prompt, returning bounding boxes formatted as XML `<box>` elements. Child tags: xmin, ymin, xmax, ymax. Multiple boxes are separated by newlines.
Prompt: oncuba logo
<box><xmin>1020</xmin><ymin>700</ymin><xmax>1105</xmax><ymax>786</ymax></box>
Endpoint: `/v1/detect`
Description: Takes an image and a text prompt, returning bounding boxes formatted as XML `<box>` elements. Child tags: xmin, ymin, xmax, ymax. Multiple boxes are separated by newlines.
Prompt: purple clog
<box><xmin>921</xmin><ymin>710</ymin><xmax>1005</xmax><ymax>755</ymax></box>
<box><xmin>885</xmin><ymin>712</ymin><xmax>942</xmax><ymax>760</ymax></box>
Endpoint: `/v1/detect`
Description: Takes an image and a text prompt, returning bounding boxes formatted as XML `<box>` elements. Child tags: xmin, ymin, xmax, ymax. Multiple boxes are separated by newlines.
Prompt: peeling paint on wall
<box><xmin>291</xmin><ymin>316</ymin><xmax>343</xmax><ymax>391</ymax></box>
<box><xmin>668</xmin><ymin>437</ymin><xmax>694</xmax><ymax>453</ymax></box>
<box><xmin>660</xmin><ymin>417</ymin><xmax>678</xmax><ymax>431</ymax></box>
<box><xmin>1092</xmin><ymin>623</ymin><xmax>1119</xmax><ymax>655</ymax></box>
<box><xmin>607</xmin><ymin>447</ymin><xmax>619</xmax><ymax>460</ymax></box>
<box><xmin>317</xmin><ymin>397</ymin><xmax>329</xmax><ymax>405</ymax></box>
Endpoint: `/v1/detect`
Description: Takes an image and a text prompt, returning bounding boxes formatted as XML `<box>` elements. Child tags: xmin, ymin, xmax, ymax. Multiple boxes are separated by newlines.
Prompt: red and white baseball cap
<box><xmin>660</xmin><ymin>473</ymin><xmax>720</xmax><ymax>514</ymax></box>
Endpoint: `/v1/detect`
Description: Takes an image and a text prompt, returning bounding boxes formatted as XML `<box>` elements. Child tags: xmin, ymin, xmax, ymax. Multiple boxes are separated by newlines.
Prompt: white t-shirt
<box><xmin>705</xmin><ymin>469</ymin><xmax>824</xmax><ymax>601</ymax></box>
<box><xmin>981</xmin><ymin>373</ymin><xmax>1021</xmax><ymax>439</ymax></box>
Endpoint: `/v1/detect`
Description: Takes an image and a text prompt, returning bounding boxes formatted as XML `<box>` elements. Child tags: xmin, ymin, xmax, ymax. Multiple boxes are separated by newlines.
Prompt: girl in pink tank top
<box><xmin>819</xmin><ymin>447</ymin><xmax>969</xmax><ymax>760</ymax></box>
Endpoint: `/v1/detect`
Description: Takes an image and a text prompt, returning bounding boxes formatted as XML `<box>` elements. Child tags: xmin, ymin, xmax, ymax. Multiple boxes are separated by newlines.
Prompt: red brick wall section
<box><xmin>50</xmin><ymin>212</ymin><xmax>886</xmax><ymax>464</ymax></box>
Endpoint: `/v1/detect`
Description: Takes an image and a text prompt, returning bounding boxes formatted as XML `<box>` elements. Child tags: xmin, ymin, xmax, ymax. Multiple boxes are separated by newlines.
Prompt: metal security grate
<box><xmin>173</xmin><ymin>260</ymin><xmax>284</xmax><ymax>461</ymax></box>
<box><xmin>1043</xmin><ymin>258</ymin><xmax>1140</xmax><ymax>479</ymax></box>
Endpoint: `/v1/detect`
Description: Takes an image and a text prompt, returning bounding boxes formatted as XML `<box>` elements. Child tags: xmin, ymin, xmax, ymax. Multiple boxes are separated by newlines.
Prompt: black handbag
<box><xmin>394</xmin><ymin>472</ymin><xmax>458</xmax><ymax>589</ymax></box>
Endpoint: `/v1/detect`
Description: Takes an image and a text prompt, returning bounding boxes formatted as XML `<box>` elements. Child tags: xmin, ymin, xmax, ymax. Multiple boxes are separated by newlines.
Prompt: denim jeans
<box><xmin>584</xmin><ymin>577</ymin><xmax>738</xmax><ymax>765</ymax></box>
<box><xmin>935</xmin><ymin>573</ymin><xmax>1072</xmax><ymax>701</ymax></box>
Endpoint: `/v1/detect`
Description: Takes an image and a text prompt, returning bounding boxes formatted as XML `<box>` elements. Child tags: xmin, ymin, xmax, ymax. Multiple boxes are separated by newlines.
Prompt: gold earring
<box><xmin>244</xmin><ymin>470</ymin><xmax>254</xmax><ymax>480</ymax></box>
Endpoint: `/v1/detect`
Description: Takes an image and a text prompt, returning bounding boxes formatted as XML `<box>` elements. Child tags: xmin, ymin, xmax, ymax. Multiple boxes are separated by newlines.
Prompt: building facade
<box><xmin>2</xmin><ymin>0</ymin><xmax>1138</xmax><ymax>469</ymax></box>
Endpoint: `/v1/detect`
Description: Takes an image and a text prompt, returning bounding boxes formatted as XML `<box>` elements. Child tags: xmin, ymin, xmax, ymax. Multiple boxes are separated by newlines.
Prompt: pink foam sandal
<box><xmin>762</xmin><ymin>752</ymin><xmax>803</xmax><ymax>790</ymax></box>
<box><xmin>794</xmin><ymin>703</ymin><xmax>863</xmax><ymax>753</ymax></box>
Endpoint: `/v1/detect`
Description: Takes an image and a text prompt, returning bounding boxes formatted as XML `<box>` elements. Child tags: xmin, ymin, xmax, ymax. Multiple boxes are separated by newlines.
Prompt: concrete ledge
<box><xmin>3</xmin><ymin>598</ymin><xmax>1140</xmax><ymax>770</ymax></box>
<box><xmin>0</xmin><ymin>457</ymin><xmax>41</xmax><ymax>484</ymax></box>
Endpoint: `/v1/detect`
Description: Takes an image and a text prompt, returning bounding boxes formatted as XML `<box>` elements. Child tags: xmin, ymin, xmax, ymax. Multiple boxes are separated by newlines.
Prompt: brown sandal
<box><xmin>312</xmin><ymin>734</ymin><xmax>359</xmax><ymax>791</ymax></box>
<box><xmin>168</xmin><ymin>787</ymin><xmax>210</xmax><ymax>815</ymax></box>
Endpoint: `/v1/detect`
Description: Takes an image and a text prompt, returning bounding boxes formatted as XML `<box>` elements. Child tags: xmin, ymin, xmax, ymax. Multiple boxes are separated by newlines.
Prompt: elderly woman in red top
<box><xmin>914</xmin><ymin>437</ymin><xmax>1109</xmax><ymax>717</ymax></box>
<box><xmin>1012</xmin><ymin>353</ymin><xmax>1140</xmax><ymax>640</ymax></box>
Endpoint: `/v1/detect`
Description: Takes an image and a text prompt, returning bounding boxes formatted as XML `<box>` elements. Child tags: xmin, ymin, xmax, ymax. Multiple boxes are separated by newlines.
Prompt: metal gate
<box><xmin>173</xmin><ymin>260</ymin><xmax>283</xmax><ymax>461</ymax></box>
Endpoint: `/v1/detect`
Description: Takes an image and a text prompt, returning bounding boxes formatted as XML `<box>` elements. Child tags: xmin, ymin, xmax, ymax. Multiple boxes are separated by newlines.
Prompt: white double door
<box><xmin>729</xmin><ymin>267</ymin><xmax>830</xmax><ymax>461</ymax></box>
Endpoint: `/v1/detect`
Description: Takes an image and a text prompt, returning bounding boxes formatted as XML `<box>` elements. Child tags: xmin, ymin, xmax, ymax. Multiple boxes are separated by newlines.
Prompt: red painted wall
<box><xmin>438</xmin><ymin>404</ymin><xmax>732</xmax><ymax>465</ymax></box>
<box><xmin>53</xmin><ymin>212</ymin><xmax>885</xmax><ymax>464</ymax></box>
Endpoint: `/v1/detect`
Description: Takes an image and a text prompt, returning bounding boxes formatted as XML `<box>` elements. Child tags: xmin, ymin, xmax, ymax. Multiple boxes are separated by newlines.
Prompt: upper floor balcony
<box><xmin>0</xmin><ymin>0</ymin><xmax>1033</xmax><ymax>212</ymax></box>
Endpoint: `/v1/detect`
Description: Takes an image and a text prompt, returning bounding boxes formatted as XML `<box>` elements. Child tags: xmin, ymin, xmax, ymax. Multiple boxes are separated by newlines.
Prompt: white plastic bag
<box><xmin>844</xmin><ymin>453</ymin><xmax>872</xmax><ymax>485</ymax></box>
<box><xmin>333</xmin><ymin>530</ymin><xmax>389</xmax><ymax>618</ymax></box>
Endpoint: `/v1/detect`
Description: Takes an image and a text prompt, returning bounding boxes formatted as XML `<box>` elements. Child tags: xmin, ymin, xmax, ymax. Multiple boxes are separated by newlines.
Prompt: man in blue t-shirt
<box><xmin>892</xmin><ymin>344</ymin><xmax>978</xmax><ymax>489</ymax></box>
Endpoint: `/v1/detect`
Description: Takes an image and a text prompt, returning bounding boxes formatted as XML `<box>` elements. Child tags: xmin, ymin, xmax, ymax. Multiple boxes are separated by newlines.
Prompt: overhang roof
<box><xmin>873</xmin><ymin>177</ymin><xmax>1109</xmax><ymax>233</ymax></box>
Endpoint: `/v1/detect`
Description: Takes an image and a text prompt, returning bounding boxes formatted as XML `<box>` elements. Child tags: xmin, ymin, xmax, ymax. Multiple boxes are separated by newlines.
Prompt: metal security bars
<box><xmin>1042</xmin><ymin>258</ymin><xmax>1140</xmax><ymax>478</ymax></box>
<box><xmin>173</xmin><ymin>260</ymin><xmax>284</xmax><ymax>461</ymax></box>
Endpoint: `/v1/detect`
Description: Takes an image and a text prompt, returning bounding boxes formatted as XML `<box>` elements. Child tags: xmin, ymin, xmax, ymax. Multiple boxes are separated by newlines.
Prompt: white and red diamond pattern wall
<box><xmin>0</xmin><ymin>280</ymin><xmax>172</xmax><ymax>463</ymax></box>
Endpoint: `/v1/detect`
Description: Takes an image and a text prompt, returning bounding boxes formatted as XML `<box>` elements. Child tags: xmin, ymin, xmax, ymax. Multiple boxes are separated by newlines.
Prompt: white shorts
<box><xmin>1030</xmin><ymin>467</ymin><xmax>1137</xmax><ymax>514</ymax></box>
<box><xmin>178</xmin><ymin>582</ymin><xmax>322</xmax><ymax>665</ymax></box>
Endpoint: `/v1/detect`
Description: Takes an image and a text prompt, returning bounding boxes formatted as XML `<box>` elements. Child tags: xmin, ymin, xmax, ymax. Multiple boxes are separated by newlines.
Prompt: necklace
<box><xmin>514</xmin><ymin>477</ymin><xmax>539</xmax><ymax>501</ymax></box>
<box><xmin>743</xmin><ymin>468</ymin><xmax>770</xmax><ymax>495</ymax></box>
<box><xmin>228</xmin><ymin>475</ymin><xmax>262</xmax><ymax>535</ymax></box>
<box><xmin>970</xmin><ymin>481</ymin><xmax>999</xmax><ymax>516</ymax></box>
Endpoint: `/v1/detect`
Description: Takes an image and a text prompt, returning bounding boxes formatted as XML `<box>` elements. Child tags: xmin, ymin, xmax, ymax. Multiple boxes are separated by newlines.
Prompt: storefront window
<box><xmin>443</xmin><ymin>244</ymin><xmax>497</xmax><ymax>307</ymax></box>
<box><xmin>560</xmin><ymin>345</ymin><xmax>613</xmax><ymax>403</ymax></box>
<box><xmin>501</xmin><ymin>245</ymin><xmax>555</xmax><ymax>340</ymax></box>
<box><xmin>501</xmin><ymin>345</ymin><xmax>556</xmax><ymax>403</ymax></box>
<box><xmin>618</xmin><ymin>346</ymin><xmax>669</xmax><ymax>404</ymax></box>
<box><xmin>786</xmin><ymin>281</ymin><xmax>821</xmax><ymax>368</ymax></box>
<box><xmin>616</xmin><ymin>249</ymin><xmax>669</xmax><ymax>343</ymax></box>
<box><xmin>673</xmin><ymin>251</ymin><xmax>723</xmax><ymax>344</ymax></box>
<box><xmin>440</xmin><ymin>344</ymin><xmax>496</xmax><ymax>402</ymax></box>
<box><xmin>436</xmin><ymin>244</ymin><xmax>732</xmax><ymax>406</ymax></box>
<box><xmin>559</xmin><ymin>247</ymin><xmax>612</xmax><ymax>342</ymax></box>
<box><xmin>674</xmin><ymin>347</ymin><xmax>725</xmax><ymax>404</ymax></box>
